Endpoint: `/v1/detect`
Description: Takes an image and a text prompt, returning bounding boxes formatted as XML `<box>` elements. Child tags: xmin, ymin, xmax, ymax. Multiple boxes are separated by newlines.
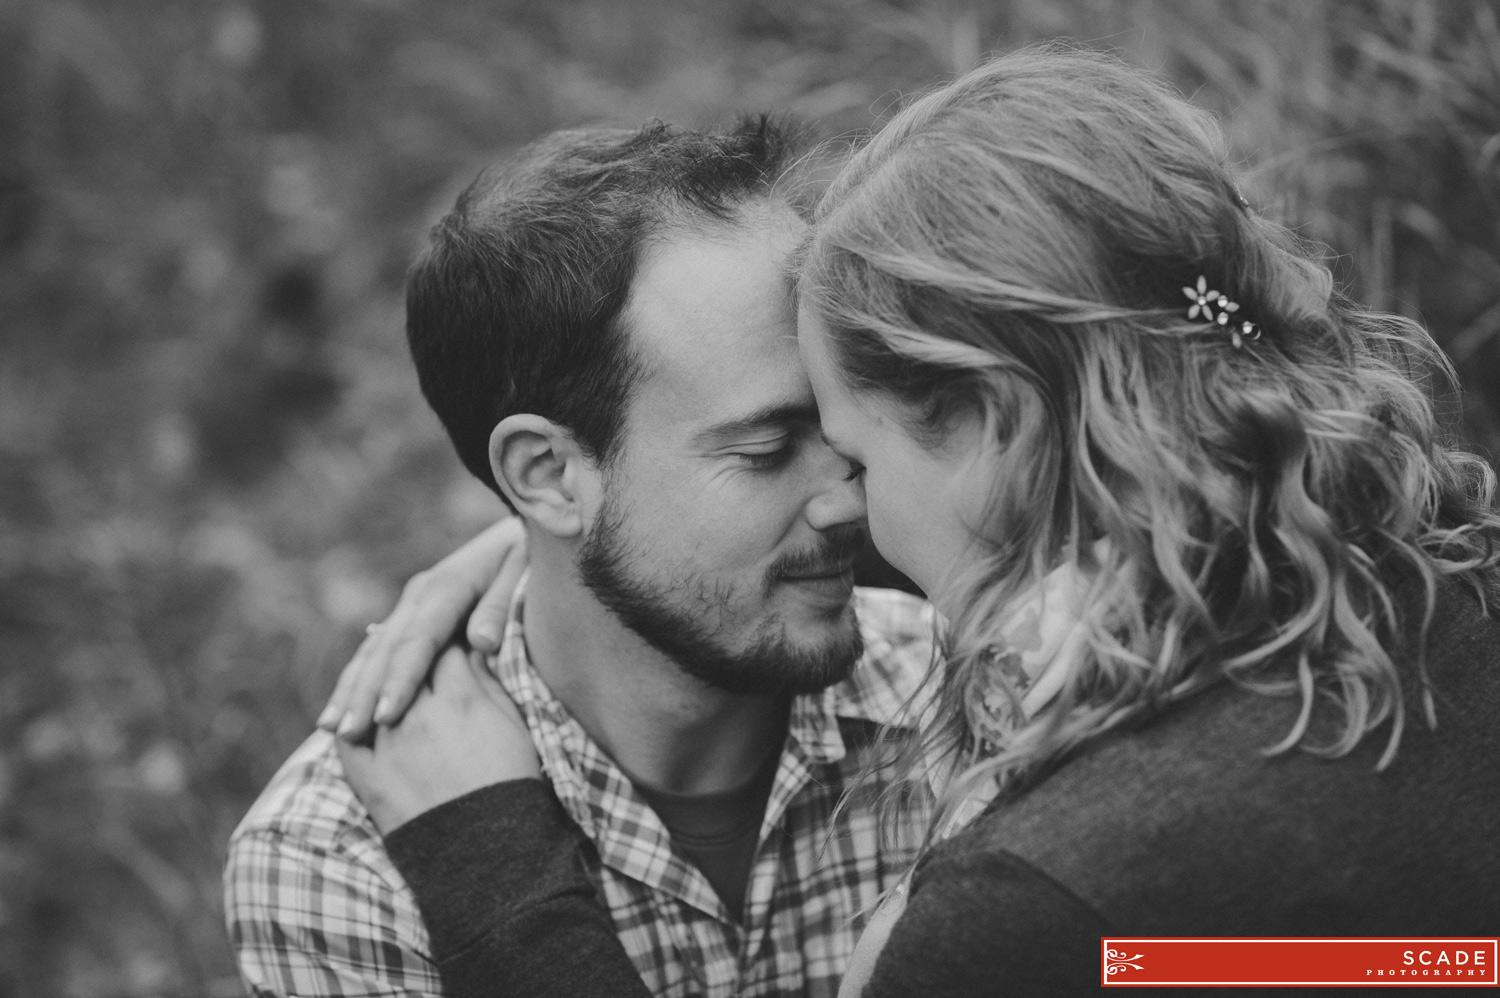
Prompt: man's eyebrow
<box><xmin>696</xmin><ymin>401</ymin><xmax>820</xmax><ymax>443</ymax></box>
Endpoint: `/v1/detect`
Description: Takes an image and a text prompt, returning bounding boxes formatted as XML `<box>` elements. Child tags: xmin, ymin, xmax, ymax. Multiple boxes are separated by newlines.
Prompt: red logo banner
<box><xmin>1101</xmin><ymin>938</ymin><xmax>1500</xmax><ymax>987</ymax></box>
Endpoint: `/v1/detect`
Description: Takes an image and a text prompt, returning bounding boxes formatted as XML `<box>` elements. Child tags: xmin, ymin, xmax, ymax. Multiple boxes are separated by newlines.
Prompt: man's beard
<box><xmin>578</xmin><ymin>498</ymin><xmax>865</xmax><ymax>696</ymax></box>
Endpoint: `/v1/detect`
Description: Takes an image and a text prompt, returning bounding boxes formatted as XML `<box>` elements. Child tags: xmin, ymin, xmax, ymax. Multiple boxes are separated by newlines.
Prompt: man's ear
<box><xmin>489</xmin><ymin>415</ymin><xmax>600</xmax><ymax>539</ymax></box>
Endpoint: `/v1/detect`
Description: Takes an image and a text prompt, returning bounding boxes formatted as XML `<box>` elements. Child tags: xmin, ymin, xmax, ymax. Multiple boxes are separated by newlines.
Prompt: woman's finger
<box><xmin>373</xmin><ymin>631</ymin><xmax>450</xmax><ymax>726</ymax></box>
<box><xmin>318</xmin><ymin>627</ymin><xmax>386</xmax><ymax>732</ymax></box>
<box><xmin>362</xmin><ymin>517</ymin><xmax>524</xmax><ymax>713</ymax></box>
<box><xmin>332</xmin><ymin>568</ymin><xmax>438</xmax><ymax>738</ymax></box>
<box><xmin>350</xmin><ymin>558</ymin><xmax>463</xmax><ymax>734</ymax></box>
<box><xmin>379</xmin><ymin>630</ymin><xmax>451</xmax><ymax>721</ymax></box>
<box><xmin>337</xmin><ymin>621</ymin><xmax>415</xmax><ymax>740</ymax></box>
<box><xmin>466</xmin><ymin>531</ymin><xmax>528</xmax><ymax>652</ymax></box>
<box><xmin>337</xmin><ymin>641</ymin><xmax>400</xmax><ymax>740</ymax></box>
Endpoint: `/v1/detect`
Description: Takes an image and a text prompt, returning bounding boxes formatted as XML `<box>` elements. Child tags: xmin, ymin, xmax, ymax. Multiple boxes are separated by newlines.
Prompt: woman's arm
<box><xmin>336</xmin><ymin>648</ymin><xmax>651</xmax><ymax>998</ymax></box>
<box><xmin>382</xmin><ymin>784</ymin><xmax>651</xmax><ymax>998</ymax></box>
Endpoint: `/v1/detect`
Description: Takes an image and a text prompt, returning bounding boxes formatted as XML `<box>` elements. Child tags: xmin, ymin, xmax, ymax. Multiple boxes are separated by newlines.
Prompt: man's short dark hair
<box><xmin>405</xmin><ymin>115</ymin><xmax>803</xmax><ymax>503</ymax></box>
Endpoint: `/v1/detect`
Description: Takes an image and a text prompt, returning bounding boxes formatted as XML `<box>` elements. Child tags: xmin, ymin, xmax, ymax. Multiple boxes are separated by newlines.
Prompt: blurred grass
<box><xmin>1</xmin><ymin>1</ymin><xmax>1497</xmax><ymax>995</ymax></box>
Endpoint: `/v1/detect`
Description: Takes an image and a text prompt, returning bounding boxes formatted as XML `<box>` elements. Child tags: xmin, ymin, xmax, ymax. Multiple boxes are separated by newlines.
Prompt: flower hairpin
<box><xmin>1183</xmin><ymin>275</ymin><xmax>1261</xmax><ymax>349</ymax></box>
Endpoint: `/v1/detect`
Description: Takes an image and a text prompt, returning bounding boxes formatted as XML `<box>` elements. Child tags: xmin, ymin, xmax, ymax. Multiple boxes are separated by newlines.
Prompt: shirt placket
<box><xmin>579</xmin><ymin>766</ymin><xmax>743</xmax><ymax>998</ymax></box>
<box><xmin>737</xmin><ymin>693</ymin><xmax>849</xmax><ymax>991</ymax></box>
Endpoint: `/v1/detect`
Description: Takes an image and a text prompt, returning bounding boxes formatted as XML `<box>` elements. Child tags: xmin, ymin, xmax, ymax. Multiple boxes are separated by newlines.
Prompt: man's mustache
<box><xmin>763</xmin><ymin>526</ymin><xmax>866</xmax><ymax>595</ymax></box>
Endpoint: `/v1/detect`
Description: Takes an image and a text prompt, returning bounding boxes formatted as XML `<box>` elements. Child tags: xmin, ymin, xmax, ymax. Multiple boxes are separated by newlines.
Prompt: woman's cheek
<box><xmin>864</xmin><ymin>475</ymin><xmax>924</xmax><ymax>590</ymax></box>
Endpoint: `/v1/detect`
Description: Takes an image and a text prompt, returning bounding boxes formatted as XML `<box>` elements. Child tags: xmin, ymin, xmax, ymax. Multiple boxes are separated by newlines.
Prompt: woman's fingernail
<box><xmin>373</xmin><ymin>697</ymin><xmax>392</xmax><ymax>724</ymax></box>
<box><xmin>472</xmin><ymin>628</ymin><xmax>499</xmax><ymax>652</ymax></box>
<box><xmin>336</xmin><ymin>714</ymin><xmax>359</xmax><ymax>738</ymax></box>
<box><xmin>317</xmin><ymin>705</ymin><xmax>340</xmax><ymax>730</ymax></box>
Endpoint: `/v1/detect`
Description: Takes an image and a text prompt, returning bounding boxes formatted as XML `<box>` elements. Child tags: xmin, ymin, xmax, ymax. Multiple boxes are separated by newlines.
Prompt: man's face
<box><xmin>578</xmin><ymin>203</ymin><xmax>867</xmax><ymax>696</ymax></box>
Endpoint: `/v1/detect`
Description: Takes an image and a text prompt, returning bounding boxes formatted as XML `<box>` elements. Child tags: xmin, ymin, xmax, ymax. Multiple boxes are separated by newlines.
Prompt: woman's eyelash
<box><xmin>843</xmin><ymin>461</ymin><xmax>866</xmax><ymax>482</ymax></box>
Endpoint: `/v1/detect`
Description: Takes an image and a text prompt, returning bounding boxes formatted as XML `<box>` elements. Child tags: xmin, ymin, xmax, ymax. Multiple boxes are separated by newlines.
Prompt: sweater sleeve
<box><xmin>861</xmin><ymin>847</ymin><xmax>1108</xmax><ymax>998</ymax></box>
<box><xmin>383</xmin><ymin>779</ymin><xmax>652</xmax><ymax>998</ymax></box>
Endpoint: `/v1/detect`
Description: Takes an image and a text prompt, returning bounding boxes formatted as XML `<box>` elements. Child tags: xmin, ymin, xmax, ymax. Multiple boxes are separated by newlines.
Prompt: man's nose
<box><xmin>804</xmin><ymin>446</ymin><xmax>867</xmax><ymax>532</ymax></box>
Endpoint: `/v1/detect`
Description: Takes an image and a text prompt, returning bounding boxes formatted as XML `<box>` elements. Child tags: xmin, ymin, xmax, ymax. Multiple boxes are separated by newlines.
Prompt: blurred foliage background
<box><xmin>1</xmin><ymin>0</ymin><xmax>1497</xmax><ymax>995</ymax></box>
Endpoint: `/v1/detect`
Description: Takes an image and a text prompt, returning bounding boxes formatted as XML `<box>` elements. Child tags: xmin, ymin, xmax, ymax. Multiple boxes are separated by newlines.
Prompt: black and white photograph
<box><xmin>3</xmin><ymin>2</ymin><xmax>1499</xmax><ymax>996</ymax></box>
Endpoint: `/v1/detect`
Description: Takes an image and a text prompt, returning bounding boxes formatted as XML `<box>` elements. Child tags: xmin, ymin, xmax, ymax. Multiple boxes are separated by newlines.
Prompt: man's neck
<box><xmin>521</xmin><ymin>554</ymin><xmax>789</xmax><ymax>796</ymax></box>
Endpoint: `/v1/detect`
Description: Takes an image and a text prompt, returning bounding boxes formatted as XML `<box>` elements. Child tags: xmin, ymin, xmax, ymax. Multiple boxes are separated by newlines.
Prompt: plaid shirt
<box><xmin>225</xmin><ymin>586</ymin><xmax>936</xmax><ymax>998</ymax></box>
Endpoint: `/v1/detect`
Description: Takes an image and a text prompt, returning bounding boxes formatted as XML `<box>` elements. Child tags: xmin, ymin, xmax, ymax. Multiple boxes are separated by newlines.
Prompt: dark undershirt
<box><xmin>635</xmin><ymin>743</ymin><xmax>780</xmax><ymax>920</ymax></box>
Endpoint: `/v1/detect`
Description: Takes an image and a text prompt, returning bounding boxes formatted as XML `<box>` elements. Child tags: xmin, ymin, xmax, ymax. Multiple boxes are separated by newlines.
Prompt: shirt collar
<box><xmin>486</xmin><ymin>578</ymin><xmax>930</xmax><ymax>814</ymax></box>
<box><xmin>793</xmin><ymin>588</ymin><xmax>935</xmax><ymax>765</ymax></box>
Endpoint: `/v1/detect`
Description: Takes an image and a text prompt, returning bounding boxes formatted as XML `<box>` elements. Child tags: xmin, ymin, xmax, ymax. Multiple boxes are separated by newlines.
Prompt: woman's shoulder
<box><xmin>1399</xmin><ymin>572</ymin><xmax>1500</xmax><ymax>684</ymax></box>
<box><xmin>866</xmin><ymin>845</ymin><xmax>1106</xmax><ymax>997</ymax></box>
<box><xmin>931</xmin><ymin>579</ymin><xmax>1500</xmax><ymax>933</ymax></box>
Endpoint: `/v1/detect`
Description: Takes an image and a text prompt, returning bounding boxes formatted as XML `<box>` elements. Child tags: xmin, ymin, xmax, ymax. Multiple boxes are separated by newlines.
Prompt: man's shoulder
<box><xmin>226</xmin><ymin>730</ymin><xmax>387</xmax><ymax>871</ymax></box>
<box><xmin>223</xmin><ymin>731</ymin><xmax>438</xmax><ymax>996</ymax></box>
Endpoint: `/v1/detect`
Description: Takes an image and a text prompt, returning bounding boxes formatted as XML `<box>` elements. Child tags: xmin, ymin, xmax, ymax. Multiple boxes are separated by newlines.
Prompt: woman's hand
<box><xmin>335</xmin><ymin>644</ymin><xmax>542</xmax><ymax>835</ymax></box>
<box><xmin>318</xmin><ymin>516</ymin><xmax>529</xmax><ymax>740</ymax></box>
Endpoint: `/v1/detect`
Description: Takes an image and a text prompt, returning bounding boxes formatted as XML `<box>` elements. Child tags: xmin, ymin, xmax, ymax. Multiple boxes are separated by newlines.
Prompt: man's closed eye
<box><xmin>736</xmin><ymin>441</ymin><xmax>795</xmax><ymax>471</ymax></box>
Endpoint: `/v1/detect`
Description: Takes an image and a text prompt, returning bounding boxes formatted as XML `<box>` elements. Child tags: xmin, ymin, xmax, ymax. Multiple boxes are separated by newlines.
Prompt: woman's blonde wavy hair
<box><xmin>801</xmin><ymin>45</ymin><xmax>1500</xmax><ymax>839</ymax></box>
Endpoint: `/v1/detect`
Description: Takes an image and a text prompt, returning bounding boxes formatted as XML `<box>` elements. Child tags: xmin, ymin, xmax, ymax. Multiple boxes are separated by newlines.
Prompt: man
<box><xmin>223</xmin><ymin>117</ymin><xmax>934</xmax><ymax>998</ymax></box>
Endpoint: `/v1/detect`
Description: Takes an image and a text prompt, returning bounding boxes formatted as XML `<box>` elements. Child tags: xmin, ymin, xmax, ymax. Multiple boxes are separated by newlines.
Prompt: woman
<box><xmin>327</xmin><ymin>46</ymin><xmax>1500</xmax><ymax>995</ymax></box>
